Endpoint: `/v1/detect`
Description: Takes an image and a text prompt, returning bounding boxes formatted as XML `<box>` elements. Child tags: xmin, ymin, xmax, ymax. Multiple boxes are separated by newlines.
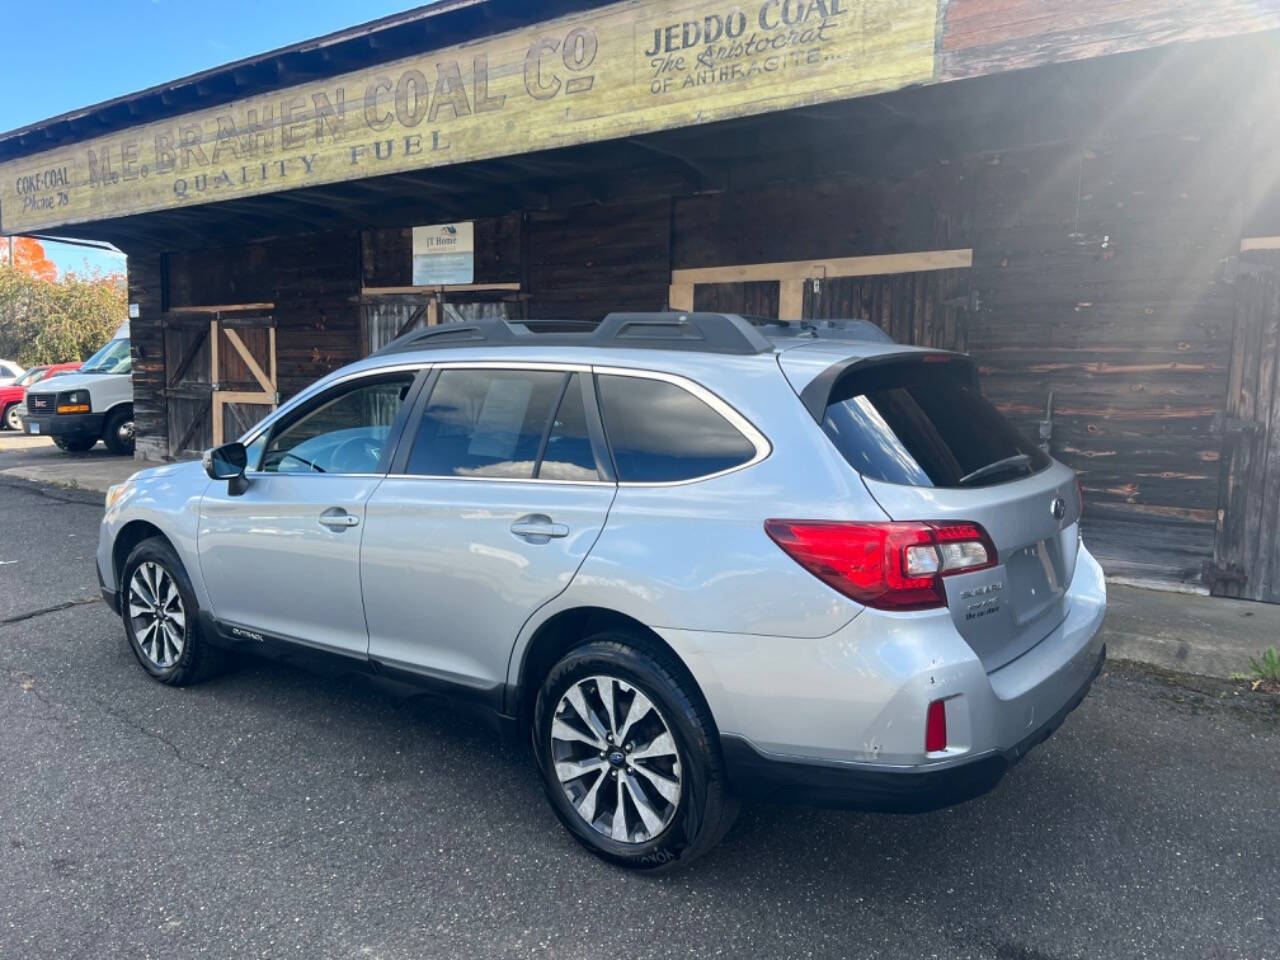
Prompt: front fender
<box><xmin>98</xmin><ymin>461</ymin><xmax>213</xmax><ymax>609</ymax></box>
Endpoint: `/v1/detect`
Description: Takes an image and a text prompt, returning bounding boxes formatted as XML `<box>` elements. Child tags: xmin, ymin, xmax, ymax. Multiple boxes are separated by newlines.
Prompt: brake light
<box><xmin>763</xmin><ymin>519</ymin><xmax>998</xmax><ymax>611</ymax></box>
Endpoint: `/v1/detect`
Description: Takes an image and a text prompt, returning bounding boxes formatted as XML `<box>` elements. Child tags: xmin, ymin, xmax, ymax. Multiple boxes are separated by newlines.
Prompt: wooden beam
<box><xmin>209</xmin><ymin>319</ymin><xmax>219</xmax><ymax>389</ymax></box>
<box><xmin>214</xmin><ymin>390</ymin><xmax>275</xmax><ymax>404</ymax></box>
<box><xmin>165</xmin><ymin>302</ymin><xmax>275</xmax><ymax>315</ymax></box>
<box><xmin>671</xmin><ymin>249</ymin><xmax>973</xmax><ymax>286</ymax></box>
<box><xmin>668</xmin><ymin>283</ymin><xmax>694</xmax><ymax>311</ymax></box>
<box><xmin>362</xmin><ymin>284</ymin><xmax>520</xmax><ymax>295</ymax></box>
<box><xmin>222</xmin><ymin>328</ymin><xmax>274</xmax><ymax>394</ymax></box>
<box><xmin>778</xmin><ymin>278</ymin><xmax>805</xmax><ymax>321</ymax></box>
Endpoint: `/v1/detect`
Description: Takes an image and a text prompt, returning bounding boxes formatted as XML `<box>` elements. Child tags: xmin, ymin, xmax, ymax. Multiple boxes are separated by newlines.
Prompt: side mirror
<box><xmin>203</xmin><ymin>441</ymin><xmax>249</xmax><ymax>495</ymax></box>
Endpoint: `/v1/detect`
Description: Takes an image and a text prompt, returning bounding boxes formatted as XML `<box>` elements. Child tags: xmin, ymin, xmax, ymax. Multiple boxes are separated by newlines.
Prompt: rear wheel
<box><xmin>532</xmin><ymin>635</ymin><xmax>737</xmax><ymax>871</ymax></box>
<box><xmin>53</xmin><ymin>436</ymin><xmax>96</xmax><ymax>452</ymax></box>
<box><xmin>121</xmin><ymin>537</ymin><xmax>221</xmax><ymax>685</ymax></box>
<box><xmin>3</xmin><ymin>403</ymin><xmax>20</xmax><ymax>431</ymax></box>
<box><xmin>103</xmin><ymin>406</ymin><xmax>135</xmax><ymax>456</ymax></box>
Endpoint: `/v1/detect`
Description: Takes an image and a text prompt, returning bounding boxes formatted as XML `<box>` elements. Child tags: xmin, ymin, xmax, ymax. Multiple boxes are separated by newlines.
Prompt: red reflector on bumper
<box><xmin>925</xmin><ymin>699</ymin><xmax>948</xmax><ymax>753</ymax></box>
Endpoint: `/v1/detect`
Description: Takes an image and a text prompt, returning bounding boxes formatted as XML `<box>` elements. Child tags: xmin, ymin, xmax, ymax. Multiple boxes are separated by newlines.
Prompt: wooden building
<box><xmin>3</xmin><ymin>0</ymin><xmax>1280</xmax><ymax>601</ymax></box>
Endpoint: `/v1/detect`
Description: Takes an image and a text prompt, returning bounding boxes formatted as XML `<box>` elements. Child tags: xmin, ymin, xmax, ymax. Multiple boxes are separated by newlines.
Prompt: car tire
<box><xmin>53</xmin><ymin>436</ymin><xmax>96</xmax><ymax>452</ymax></box>
<box><xmin>533</xmin><ymin>635</ymin><xmax>738</xmax><ymax>871</ymax></box>
<box><xmin>2</xmin><ymin>403</ymin><xmax>18</xmax><ymax>431</ymax></box>
<box><xmin>103</xmin><ymin>406</ymin><xmax>135</xmax><ymax>456</ymax></box>
<box><xmin>121</xmin><ymin>536</ymin><xmax>221</xmax><ymax>686</ymax></box>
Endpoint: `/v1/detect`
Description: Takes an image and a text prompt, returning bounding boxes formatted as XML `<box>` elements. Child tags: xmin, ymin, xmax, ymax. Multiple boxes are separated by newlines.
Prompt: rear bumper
<box><xmin>721</xmin><ymin>643</ymin><xmax>1105</xmax><ymax>811</ymax></box>
<box><xmin>25</xmin><ymin>412</ymin><xmax>104</xmax><ymax>439</ymax></box>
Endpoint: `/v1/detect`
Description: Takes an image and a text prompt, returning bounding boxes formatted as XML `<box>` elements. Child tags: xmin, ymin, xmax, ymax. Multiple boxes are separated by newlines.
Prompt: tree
<box><xmin>0</xmin><ymin>265</ymin><xmax>126</xmax><ymax>366</ymax></box>
<box><xmin>4</xmin><ymin>236</ymin><xmax>57</xmax><ymax>282</ymax></box>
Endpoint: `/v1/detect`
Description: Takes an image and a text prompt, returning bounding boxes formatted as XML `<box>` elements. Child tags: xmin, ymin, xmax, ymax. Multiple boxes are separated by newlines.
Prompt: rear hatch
<box><xmin>781</xmin><ymin>349</ymin><xmax>1082</xmax><ymax>671</ymax></box>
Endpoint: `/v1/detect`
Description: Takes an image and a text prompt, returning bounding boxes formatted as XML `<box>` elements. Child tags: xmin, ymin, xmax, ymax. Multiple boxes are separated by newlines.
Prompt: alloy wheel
<box><xmin>127</xmin><ymin>561</ymin><xmax>186</xmax><ymax>668</ymax></box>
<box><xmin>549</xmin><ymin>675</ymin><xmax>682</xmax><ymax>844</ymax></box>
<box><xmin>4</xmin><ymin>407</ymin><xmax>19</xmax><ymax>430</ymax></box>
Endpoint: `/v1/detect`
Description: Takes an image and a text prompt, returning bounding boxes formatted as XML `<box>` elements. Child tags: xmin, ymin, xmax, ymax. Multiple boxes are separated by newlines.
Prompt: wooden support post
<box><xmin>778</xmin><ymin>279</ymin><xmax>804</xmax><ymax>321</ymax></box>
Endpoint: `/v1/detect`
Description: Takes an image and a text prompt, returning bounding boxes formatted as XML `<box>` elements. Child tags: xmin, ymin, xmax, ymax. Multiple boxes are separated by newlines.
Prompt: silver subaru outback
<box><xmin>98</xmin><ymin>313</ymin><xmax>1106</xmax><ymax>870</ymax></box>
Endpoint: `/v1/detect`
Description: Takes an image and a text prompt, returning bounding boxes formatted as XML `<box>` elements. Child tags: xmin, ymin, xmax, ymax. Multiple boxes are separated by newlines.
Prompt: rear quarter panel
<box><xmin>508</xmin><ymin>353</ymin><xmax>893</xmax><ymax>689</ymax></box>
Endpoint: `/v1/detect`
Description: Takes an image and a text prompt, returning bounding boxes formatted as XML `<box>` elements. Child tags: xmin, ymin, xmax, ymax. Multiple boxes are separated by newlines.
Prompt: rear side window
<box><xmin>406</xmin><ymin>369</ymin><xmax>600</xmax><ymax>481</ymax></box>
<box><xmin>821</xmin><ymin>360</ymin><xmax>1049</xmax><ymax>488</ymax></box>
<box><xmin>597</xmin><ymin>374</ymin><xmax>756</xmax><ymax>483</ymax></box>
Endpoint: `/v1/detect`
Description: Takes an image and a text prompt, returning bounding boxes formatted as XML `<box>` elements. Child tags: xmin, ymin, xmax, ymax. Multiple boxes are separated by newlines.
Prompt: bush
<box><xmin>1249</xmin><ymin>647</ymin><xmax>1280</xmax><ymax>685</ymax></box>
<box><xmin>0</xmin><ymin>264</ymin><xmax>126</xmax><ymax>367</ymax></box>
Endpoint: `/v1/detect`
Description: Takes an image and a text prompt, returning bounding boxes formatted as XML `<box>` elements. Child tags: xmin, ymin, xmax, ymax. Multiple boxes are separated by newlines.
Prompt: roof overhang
<box><xmin>2</xmin><ymin>0</ymin><xmax>1277</xmax><ymax>241</ymax></box>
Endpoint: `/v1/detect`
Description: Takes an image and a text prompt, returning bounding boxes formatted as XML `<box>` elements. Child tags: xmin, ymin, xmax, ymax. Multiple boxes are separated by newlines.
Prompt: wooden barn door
<box><xmin>164</xmin><ymin>305</ymin><xmax>277</xmax><ymax>455</ymax></box>
<box><xmin>162</xmin><ymin>315</ymin><xmax>214</xmax><ymax>458</ymax></box>
<box><xmin>1210</xmin><ymin>260</ymin><xmax>1280</xmax><ymax>601</ymax></box>
<box><xmin>210</xmin><ymin>308</ymin><xmax>277</xmax><ymax>446</ymax></box>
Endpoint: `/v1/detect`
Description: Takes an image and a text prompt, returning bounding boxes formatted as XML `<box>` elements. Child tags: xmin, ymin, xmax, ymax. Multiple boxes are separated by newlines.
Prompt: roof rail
<box><xmin>371</xmin><ymin>312</ymin><xmax>776</xmax><ymax>357</ymax></box>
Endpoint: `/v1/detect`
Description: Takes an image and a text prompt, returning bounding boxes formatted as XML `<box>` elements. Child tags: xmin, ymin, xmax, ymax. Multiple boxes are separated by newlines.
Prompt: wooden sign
<box><xmin>0</xmin><ymin>0</ymin><xmax>937</xmax><ymax>234</ymax></box>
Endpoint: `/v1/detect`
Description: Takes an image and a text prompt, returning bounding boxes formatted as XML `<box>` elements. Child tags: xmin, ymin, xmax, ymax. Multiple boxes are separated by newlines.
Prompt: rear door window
<box><xmin>405</xmin><ymin>368</ymin><xmax>600</xmax><ymax>481</ymax></box>
<box><xmin>596</xmin><ymin>374</ymin><xmax>757</xmax><ymax>483</ymax></box>
<box><xmin>821</xmin><ymin>359</ymin><xmax>1049</xmax><ymax>488</ymax></box>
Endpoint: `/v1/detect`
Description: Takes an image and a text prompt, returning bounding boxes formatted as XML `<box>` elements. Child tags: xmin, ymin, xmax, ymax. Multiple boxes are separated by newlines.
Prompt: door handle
<box><xmin>319</xmin><ymin>508</ymin><xmax>360</xmax><ymax>529</ymax></box>
<box><xmin>510</xmin><ymin>514</ymin><xmax>569</xmax><ymax>543</ymax></box>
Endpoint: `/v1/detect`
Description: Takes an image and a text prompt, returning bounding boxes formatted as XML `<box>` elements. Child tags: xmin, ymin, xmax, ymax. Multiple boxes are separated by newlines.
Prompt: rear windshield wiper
<box><xmin>958</xmin><ymin>453</ymin><xmax>1033</xmax><ymax>486</ymax></box>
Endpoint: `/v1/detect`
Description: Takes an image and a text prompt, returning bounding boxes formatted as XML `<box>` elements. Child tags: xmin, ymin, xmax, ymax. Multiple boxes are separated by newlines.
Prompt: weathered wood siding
<box><xmin>940</xmin><ymin>0</ymin><xmax>1280</xmax><ymax>80</ymax></box>
<box><xmin>524</xmin><ymin>203</ymin><xmax>672</xmax><ymax>321</ymax></box>
<box><xmin>1211</xmin><ymin>252</ymin><xmax>1280</xmax><ymax>601</ymax></box>
<box><xmin>125</xmin><ymin>253</ymin><xmax>167</xmax><ymax>462</ymax></box>
<box><xmin>966</xmin><ymin>129</ymin><xmax>1246</xmax><ymax>585</ymax></box>
<box><xmin>271</xmin><ymin>232</ymin><xmax>361</xmax><ymax>401</ymax></box>
<box><xmin>361</xmin><ymin>214</ymin><xmax>521</xmax><ymax>288</ymax></box>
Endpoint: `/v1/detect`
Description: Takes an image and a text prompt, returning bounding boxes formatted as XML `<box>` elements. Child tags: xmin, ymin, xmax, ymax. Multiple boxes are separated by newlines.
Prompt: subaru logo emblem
<box><xmin>1051</xmin><ymin>496</ymin><xmax>1067</xmax><ymax>521</ymax></box>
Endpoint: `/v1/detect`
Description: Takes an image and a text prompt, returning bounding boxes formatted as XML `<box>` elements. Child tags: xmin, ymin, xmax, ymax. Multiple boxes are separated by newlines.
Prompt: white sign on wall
<box><xmin>412</xmin><ymin>222</ymin><xmax>474</xmax><ymax>285</ymax></box>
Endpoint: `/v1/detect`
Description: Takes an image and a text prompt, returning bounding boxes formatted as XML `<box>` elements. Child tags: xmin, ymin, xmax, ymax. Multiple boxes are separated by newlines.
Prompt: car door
<box><xmin>198</xmin><ymin>369</ymin><xmax>420</xmax><ymax>657</ymax></box>
<box><xmin>361</xmin><ymin>365</ymin><xmax>616</xmax><ymax>693</ymax></box>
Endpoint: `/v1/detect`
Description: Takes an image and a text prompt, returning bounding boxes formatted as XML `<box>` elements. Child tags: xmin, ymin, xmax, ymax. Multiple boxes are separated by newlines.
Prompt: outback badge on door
<box><xmin>1051</xmin><ymin>496</ymin><xmax>1067</xmax><ymax>521</ymax></box>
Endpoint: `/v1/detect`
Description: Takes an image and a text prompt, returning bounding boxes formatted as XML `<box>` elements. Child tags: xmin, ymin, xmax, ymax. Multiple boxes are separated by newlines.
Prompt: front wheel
<box><xmin>532</xmin><ymin>636</ymin><xmax>737</xmax><ymax>871</ymax></box>
<box><xmin>2</xmin><ymin>403</ymin><xmax>19</xmax><ymax>431</ymax></box>
<box><xmin>103</xmin><ymin>406</ymin><xmax>135</xmax><ymax>456</ymax></box>
<box><xmin>121</xmin><ymin>537</ymin><xmax>221</xmax><ymax>685</ymax></box>
<box><xmin>53</xmin><ymin>436</ymin><xmax>96</xmax><ymax>452</ymax></box>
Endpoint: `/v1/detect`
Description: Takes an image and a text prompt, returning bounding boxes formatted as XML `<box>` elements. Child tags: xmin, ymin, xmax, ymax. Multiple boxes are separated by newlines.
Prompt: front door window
<box><xmin>260</xmin><ymin>375</ymin><xmax>414</xmax><ymax>475</ymax></box>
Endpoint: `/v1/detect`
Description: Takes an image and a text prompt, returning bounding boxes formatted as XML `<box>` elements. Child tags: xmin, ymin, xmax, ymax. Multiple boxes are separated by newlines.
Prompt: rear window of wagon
<box><xmin>820</xmin><ymin>358</ymin><xmax>1050</xmax><ymax>488</ymax></box>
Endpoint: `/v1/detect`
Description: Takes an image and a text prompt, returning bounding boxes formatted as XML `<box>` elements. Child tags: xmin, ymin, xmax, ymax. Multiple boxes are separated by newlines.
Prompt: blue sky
<box><xmin>4</xmin><ymin>0</ymin><xmax>425</xmax><ymax>277</ymax></box>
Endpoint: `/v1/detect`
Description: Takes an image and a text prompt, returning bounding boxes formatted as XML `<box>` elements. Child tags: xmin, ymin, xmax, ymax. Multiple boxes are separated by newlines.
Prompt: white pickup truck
<box><xmin>23</xmin><ymin>322</ymin><xmax>134</xmax><ymax>455</ymax></box>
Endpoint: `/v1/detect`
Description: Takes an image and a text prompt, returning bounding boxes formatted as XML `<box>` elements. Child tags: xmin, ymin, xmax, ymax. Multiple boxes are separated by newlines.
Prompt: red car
<box><xmin>1</xmin><ymin>362</ymin><xmax>82</xmax><ymax>431</ymax></box>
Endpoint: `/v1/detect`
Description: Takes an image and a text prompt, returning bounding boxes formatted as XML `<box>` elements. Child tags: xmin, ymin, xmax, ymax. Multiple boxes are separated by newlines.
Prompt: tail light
<box><xmin>763</xmin><ymin>519</ymin><xmax>998</xmax><ymax>611</ymax></box>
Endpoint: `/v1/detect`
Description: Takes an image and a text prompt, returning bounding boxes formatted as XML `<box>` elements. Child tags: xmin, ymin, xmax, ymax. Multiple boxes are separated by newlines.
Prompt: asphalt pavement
<box><xmin>1</xmin><ymin>475</ymin><xmax>1277</xmax><ymax>960</ymax></box>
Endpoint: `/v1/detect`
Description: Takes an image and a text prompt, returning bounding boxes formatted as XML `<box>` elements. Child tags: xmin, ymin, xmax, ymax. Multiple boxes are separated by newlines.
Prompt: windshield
<box><xmin>17</xmin><ymin>367</ymin><xmax>48</xmax><ymax>387</ymax></box>
<box><xmin>80</xmin><ymin>338</ymin><xmax>132</xmax><ymax>375</ymax></box>
<box><xmin>821</xmin><ymin>358</ymin><xmax>1050</xmax><ymax>488</ymax></box>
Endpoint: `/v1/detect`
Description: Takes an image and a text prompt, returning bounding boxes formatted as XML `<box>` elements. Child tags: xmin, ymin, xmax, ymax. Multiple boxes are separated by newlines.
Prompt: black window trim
<box><xmin>386</xmin><ymin>360</ymin><xmax>615</xmax><ymax>486</ymax></box>
<box><xmin>591</xmin><ymin>365</ymin><xmax>772</xmax><ymax>487</ymax></box>
<box><xmin>244</xmin><ymin>365</ymin><xmax>428</xmax><ymax>478</ymax></box>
